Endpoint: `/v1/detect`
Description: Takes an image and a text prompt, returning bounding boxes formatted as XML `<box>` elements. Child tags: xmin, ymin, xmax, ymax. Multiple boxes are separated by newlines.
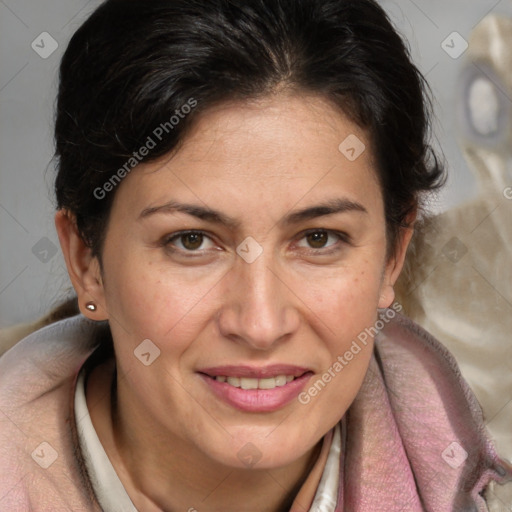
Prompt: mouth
<box><xmin>197</xmin><ymin>365</ymin><xmax>314</xmax><ymax>412</ymax></box>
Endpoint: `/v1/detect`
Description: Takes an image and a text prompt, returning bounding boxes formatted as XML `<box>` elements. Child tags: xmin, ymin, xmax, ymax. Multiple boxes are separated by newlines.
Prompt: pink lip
<box><xmin>198</xmin><ymin>367</ymin><xmax>313</xmax><ymax>413</ymax></box>
<box><xmin>197</xmin><ymin>364</ymin><xmax>311</xmax><ymax>379</ymax></box>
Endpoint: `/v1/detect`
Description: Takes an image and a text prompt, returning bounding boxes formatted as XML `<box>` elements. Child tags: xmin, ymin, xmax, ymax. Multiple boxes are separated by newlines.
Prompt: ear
<box><xmin>54</xmin><ymin>210</ymin><xmax>109</xmax><ymax>320</ymax></box>
<box><xmin>378</xmin><ymin>212</ymin><xmax>416</xmax><ymax>309</ymax></box>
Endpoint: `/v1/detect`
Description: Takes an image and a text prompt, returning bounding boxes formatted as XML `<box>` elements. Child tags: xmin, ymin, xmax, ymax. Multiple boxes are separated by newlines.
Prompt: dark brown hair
<box><xmin>54</xmin><ymin>0</ymin><xmax>445</xmax><ymax>260</ymax></box>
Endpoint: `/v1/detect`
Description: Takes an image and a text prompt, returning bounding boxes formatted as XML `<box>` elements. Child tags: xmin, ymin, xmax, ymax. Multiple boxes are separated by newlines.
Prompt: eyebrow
<box><xmin>138</xmin><ymin>198</ymin><xmax>367</xmax><ymax>228</ymax></box>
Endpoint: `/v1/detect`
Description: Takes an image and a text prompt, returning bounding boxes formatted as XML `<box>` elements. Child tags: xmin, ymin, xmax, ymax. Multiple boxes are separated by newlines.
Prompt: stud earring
<box><xmin>85</xmin><ymin>301</ymin><xmax>97</xmax><ymax>312</ymax></box>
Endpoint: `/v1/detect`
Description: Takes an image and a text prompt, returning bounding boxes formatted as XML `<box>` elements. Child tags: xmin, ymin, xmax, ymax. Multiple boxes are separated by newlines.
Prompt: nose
<box><xmin>217</xmin><ymin>252</ymin><xmax>301</xmax><ymax>350</ymax></box>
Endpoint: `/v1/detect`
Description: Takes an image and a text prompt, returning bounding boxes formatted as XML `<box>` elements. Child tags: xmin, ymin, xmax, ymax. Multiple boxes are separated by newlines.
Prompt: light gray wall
<box><xmin>1</xmin><ymin>0</ymin><xmax>511</xmax><ymax>327</ymax></box>
<box><xmin>1</xmin><ymin>0</ymin><xmax>104</xmax><ymax>327</ymax></box>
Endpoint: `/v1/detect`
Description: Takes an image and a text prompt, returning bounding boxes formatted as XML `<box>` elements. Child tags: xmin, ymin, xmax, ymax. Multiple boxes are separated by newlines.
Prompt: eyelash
<box><xmin>161</xmin><ymin>229</ymin><xmax>351</xmax><ymax>256</ymax></box>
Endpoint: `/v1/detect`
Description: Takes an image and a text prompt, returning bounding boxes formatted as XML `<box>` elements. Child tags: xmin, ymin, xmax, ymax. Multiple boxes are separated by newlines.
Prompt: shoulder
<box><xmin>0</xmin><ymin>315</ymin><xmax>103</xmax><ymax>405</ymax></box>
<box><xmin>0</xmin><ymin>316</ymin><xmax>105</xmax><ymax>510</ymax></box>
<box><xmin>374</xmin><ymin>311</ymin><xmax>491</xmax><ymax>445</ymax></box>
<box><xmin>376</xmin><ymin>309</ymin><xmax>469</xmax><ymax>379</ymax></box>
<box><xmin>370</xmin><ymin>312</ymin><xmax>512</xmax><ymax>508</ymax></box>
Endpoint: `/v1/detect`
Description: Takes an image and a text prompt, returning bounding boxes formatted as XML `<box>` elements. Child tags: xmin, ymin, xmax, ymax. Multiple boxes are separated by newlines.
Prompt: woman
<box><xmin>0</xmin><ymin>0</ymin><xmax>510</xmax><ymax>510</ymax></box>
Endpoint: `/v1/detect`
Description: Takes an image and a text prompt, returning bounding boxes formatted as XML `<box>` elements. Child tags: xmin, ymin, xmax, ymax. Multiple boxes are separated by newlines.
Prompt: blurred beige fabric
<box><xmin>396</xmin><ymin>15</ymin><xmax>512</xmax><ymax>506</ymax></box>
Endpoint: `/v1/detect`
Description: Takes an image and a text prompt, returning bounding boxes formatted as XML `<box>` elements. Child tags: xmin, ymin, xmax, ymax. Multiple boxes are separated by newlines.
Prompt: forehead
<box><xmin>111</xmin><ymin>92</ymin><xmax>382</xmax><ymax>219</ymax></box>
<box><xmin>167</xmin><ymin>93</ymin><xmax>372</xmax><ymax>173</ymax></box>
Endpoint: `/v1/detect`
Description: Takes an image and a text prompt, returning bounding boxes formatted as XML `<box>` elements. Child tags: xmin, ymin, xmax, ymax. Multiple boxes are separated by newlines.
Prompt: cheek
<box><xmin>305</xmin><ymin>260</ymin><xmax>383</xmax><ymax>334</ymax></box>
<box><xmin>293</xmin><ymin>262</ymin><xmax>381</xmax><ymax>411</ymax></box>
<box><xmin>102</xmin><ymin>251</ymin><xmax>224</xmax><ymax>351</ymax></box>
<box><xmin>297</xmin><ymin>342</ymin><xmax>373</xmax><ymax>437</ymax></box>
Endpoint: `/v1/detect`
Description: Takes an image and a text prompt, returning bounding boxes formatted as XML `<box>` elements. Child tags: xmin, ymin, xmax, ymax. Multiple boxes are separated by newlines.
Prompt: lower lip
<box><xmin>199</xmin><ymin>373</ymin><xmax>313</xmax><ymax>413</ymax></box>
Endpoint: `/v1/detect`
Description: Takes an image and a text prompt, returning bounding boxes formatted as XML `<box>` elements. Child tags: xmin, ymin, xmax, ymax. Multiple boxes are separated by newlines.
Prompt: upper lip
<box><xmin>197</xmin><ymin>365</ymin><xmax>312</xmax><ymax>379</ymax></box>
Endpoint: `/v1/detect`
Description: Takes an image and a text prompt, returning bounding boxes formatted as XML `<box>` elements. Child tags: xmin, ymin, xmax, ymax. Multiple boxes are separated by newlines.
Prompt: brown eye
<box><xmin>164</xmin><ymin>230</ymin><xmax>215</xmax><ymax>252</ymax></box>
<box><xmin>296</xmin><ymin>229</ymin><xmax>348</xmax><ymax>253</ymax></box>
<box><xmin>306</xmin><ymin>231</ymin><xmax>329</xmax><ymax>248</ymax></box>
<box><xmin>180</xmin><ymin>232</ymin><xmax>204</xmax><ymax>250</ymax></box>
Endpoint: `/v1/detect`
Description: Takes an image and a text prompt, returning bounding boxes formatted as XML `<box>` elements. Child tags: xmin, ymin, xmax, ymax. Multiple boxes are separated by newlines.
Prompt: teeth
<box><xmin>226</xmin><ymin>376</ymin><xmax>240</xmax><ymax>387</ymax></box>
<box><xmin>258</xmin><ymin>377</ymin><xmax>277</xmax><ymax>390</ymax></box>
<box><xmin>215</xmin><ymin>375</ymin><xmax>297</xmax><ymax>389</ymax></box>
<box><xmin>274</xmin><ymin>375</ymin><xmax>287</xmax><ymax>386</ymax></box>
<box><xmin>240</xmin><ymin>378</ymin><xmax>258</xmax><ymax>390</ymax></box>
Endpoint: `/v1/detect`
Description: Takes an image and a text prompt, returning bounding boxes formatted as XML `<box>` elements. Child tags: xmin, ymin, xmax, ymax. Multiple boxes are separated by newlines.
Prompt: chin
<box><xmin>203</xmin><ymin>428</ymin><xmax>316</xmax><ymax>470</ymax></box>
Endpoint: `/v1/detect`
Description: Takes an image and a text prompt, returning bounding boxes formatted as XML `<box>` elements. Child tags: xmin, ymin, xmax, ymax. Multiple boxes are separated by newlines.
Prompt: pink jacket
<box><xmin>0</xmin><ymin>313</ymin><xmax>510</xmax><ymax>511</ymax></box>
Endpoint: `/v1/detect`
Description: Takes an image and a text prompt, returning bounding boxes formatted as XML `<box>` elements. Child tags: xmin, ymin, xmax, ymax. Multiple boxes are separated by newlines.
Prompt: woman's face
<box><xmin>78</xmin><ymin>93</ymin><xmax>409</xmax><ymax>469</ymax></box>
